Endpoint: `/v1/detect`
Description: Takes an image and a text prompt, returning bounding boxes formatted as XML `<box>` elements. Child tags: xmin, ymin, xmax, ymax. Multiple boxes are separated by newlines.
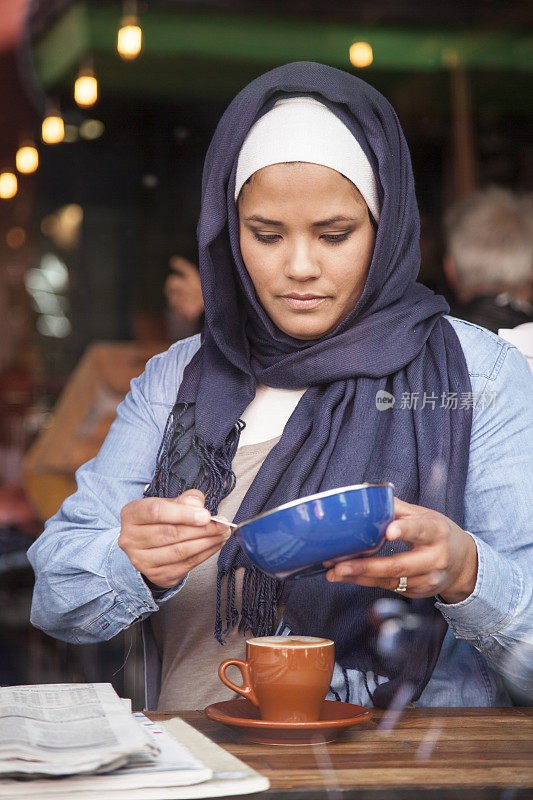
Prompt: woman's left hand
<box><xmin>325</xmin><ymin>497</ymin><xmax>478</xmax><ymax>604</ymax></box>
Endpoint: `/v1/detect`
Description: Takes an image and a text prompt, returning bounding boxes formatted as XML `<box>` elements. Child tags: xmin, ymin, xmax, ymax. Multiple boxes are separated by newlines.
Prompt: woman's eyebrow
<box><xmin>244</xmin><ymin>215</ymin><xmax>283</xmax><ymax>226</ymax></box>
<box><xmin>244</xmin><ymin>215</ymin><xmax>357</xmax><ymax>227</ymax></box>
<box><xmin>313</xmin><ymin>216</ymin><xmax>358</xmax><ymax>227</ymax></box>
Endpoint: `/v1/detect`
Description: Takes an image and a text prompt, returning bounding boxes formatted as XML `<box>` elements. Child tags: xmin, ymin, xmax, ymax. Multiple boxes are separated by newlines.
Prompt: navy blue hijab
<box><xmin>147</xmin><ymin>62</ymin><xmax>472</xmax><ymax>707</ymax></box>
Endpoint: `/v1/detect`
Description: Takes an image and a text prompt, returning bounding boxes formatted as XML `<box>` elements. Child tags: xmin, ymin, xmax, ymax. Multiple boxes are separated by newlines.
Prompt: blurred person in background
<box><xmin>444</xmin><ymin>187</ymin><xmax>533</xmax><ymax>334</ymax></box>
<box><xmin>164</xmin><ymin>255</ymin><xmax>204</xmax><ymax>341</ymax></box>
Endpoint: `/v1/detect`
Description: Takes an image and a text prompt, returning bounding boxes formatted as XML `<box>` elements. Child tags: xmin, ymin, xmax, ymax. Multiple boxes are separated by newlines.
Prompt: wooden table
<box><xmin>150</xmin><ymin>707</ymin><xmax>533</xmax><ymax>799</ymax></box>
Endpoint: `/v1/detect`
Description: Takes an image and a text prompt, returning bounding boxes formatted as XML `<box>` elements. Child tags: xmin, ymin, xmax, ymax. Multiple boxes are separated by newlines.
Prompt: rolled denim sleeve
<box><xmin>28</xmin><ymin>336</ymin><xmax>200</xmax><ymax>644</ymax></box>
<box><xmin>435</xmin><ymin>340</ymin><xmax>533</xmax><ymax>685</ymax></box>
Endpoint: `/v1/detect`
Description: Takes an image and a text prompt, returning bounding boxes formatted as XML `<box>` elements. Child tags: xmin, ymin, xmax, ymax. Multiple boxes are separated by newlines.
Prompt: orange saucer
<box><xmin>204</xmin><ymin>698</ymin><xmax>372</xmax><ymax>745</ymax></box>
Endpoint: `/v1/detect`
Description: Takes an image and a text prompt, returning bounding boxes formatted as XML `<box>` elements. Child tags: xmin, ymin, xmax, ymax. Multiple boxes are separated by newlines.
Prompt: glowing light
<box><xmin>25</xmin><ymin>255</ymin><xmax>69</xmax><ymax>295</ymax></box>
<box><xmin>117</xmin><ymin>16</ymin><xmax>142</xmax><ymax>59</ymax></box>
<box><xmin>0</xmin><ymin>172</ymin><xmax>17</xmax><ymax>199</ymax></box>
<box><xmin>42</xmin><ymin>114</ymin><xmax>65</xmax><ymax>144</ymax></box>
<box><xmin>16</xmin><ymin>145</ymin><xmax>39</xmax><ymax>174</ymax></box>
<box><xmin>26</xmin><ymin>254</ymin><xmax>71</xmax><ymax>338</ymax></box>
<box><xmin>31</xmin><ymin>289</ymin><xmax>63</xmax><ymax>315</ymax></box>
<box><xmin>79</xmin><ymin>119</ymin><xmax>105</xmax><ymax>140</ymax></box>
<box><xmin>37</xmin><ymin>315</ymin><xmax>72</xmax><ymax>338</ymax></box>
<box><xmin>40</xmin><ymin>205</ymin><xmax>83</xmax><ymax>251</ymax></box>
<box><xmin>40</xmin><ymin>253</ymin><xmax>70</xmax><ymax>292</ymax></box>
<box><xmin>74</xmin><ymin>73</ymin><xmax>98</xmax><ymax>107</ymax></box>
<box><xmin>6</xmin><ymin>227</ymin><xmax>26</xmax><ymax>248</ymax></box>
<box><xmin>349</xmin><ymin>41</ymin><xmax>373</xmax><ymax>68</ymax></box>
<box><xmin>63</xmin><ymin>124</ymin><xmax>79</xmax><ymax>143</ymax></box>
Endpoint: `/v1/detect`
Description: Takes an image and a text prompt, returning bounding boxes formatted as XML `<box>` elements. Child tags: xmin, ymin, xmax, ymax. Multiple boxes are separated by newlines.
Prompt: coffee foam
<box><xmin>247</xmin><ymin>636</ymin><xmax>333</xmax><ymax>647</ymax></box>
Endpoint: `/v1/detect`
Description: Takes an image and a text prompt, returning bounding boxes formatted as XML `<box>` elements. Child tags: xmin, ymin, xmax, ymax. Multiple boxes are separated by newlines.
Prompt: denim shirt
<box><xmin>28</xmin><ymin>318</ymin><xmax>533</xmax><ymax>708</ymax></box>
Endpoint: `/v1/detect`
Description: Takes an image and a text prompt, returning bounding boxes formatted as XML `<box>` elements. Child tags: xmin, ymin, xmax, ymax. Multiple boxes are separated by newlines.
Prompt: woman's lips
<box><xmin>281</xmin><ymin>294</ymin><xmax>327</xmax><ymax>310</ymax></box>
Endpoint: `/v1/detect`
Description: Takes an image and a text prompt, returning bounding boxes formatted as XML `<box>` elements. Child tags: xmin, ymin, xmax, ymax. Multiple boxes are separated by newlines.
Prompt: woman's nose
<box><xmin>283</xmin><ymin>240</ymin><xmax>321</xmax><ymax>280</ymax></box>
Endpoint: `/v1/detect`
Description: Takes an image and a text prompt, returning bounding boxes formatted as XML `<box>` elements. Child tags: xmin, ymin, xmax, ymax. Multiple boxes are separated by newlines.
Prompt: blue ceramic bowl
<box><xmin>234</xmin><ymin>482</ymin><xmax>394</xmax><ymax>580</ymax></box>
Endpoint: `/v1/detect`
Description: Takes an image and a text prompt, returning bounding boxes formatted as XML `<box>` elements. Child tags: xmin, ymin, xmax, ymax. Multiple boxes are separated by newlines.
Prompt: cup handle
<box><xmin>218</xmin><ymin>659</ymin><xmax>259</xmax><ymax>707</ymax></box>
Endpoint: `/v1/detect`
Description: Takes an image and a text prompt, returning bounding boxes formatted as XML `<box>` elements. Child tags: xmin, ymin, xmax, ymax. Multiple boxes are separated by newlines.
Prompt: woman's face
<box><xmin>238</xmin><ymin>162</ymin><xmax>376</xmax><ymax>340</ymax></box>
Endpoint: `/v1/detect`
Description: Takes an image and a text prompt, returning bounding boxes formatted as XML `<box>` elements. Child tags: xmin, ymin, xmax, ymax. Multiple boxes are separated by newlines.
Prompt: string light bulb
<box><xmin>0</xmin><ymin>172</ymin><xmax>18</xmax><ymax>199</ymax></box>
<box><xmin>16</xmin><ymin>143</ymin><xmax>39</xmax><ymax>174</ymax></box>
<box><xmin>74</xmin><ymin>64</ymin><xmax>98</xmax><ymax>107</ymax></box>
<box><xmin>349</xmin><ymin>41</ymin><xmax>373</xmax><ymax>68</ymax></box>
<box><xmin>117</xmin><ymin>1</ymin><xmax>142</xmax><ymax>60</ymax></box>
<box><xmin>42</xmin><ymin>110</ymin><xmax>65</xmax><ymax>144</ymax></box>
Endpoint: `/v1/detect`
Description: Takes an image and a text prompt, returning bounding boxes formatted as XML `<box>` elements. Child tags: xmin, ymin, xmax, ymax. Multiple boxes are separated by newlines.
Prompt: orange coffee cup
<box><xmin>218</xmin><ymin>635</ymin><xmax>334</xmax><ymax>722</ymax></box>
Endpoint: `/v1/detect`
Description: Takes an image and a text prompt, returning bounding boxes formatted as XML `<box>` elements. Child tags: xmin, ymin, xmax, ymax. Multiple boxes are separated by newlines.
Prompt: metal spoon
<box><xmin>210</xmin><ymin>515</ymin><xmax>238</xmax><ymax>530</ymax></box>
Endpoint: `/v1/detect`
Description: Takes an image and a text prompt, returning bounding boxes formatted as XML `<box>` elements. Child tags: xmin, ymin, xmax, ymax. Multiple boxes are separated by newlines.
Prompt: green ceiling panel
<box><xmin>32</xmin><ymin>1</ymin><xmax>533</xmax><ymax>103</ymax></box>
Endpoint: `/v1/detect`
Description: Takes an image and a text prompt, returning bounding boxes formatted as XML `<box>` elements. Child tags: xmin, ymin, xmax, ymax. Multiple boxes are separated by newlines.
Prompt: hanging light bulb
<box><xmin>42</xmin><ymin>109</ymin><xmax>65</xmax><ymax>144</ymax></box>
<box><xmin>0</xmin><ymin>172</ymin><xmax>18</xmax><ymax>199</ymax></box>
<box><xmin>117</xmin><ymin>17</ymin><xmax>142</xmax><ymax>59</ymax></box>
<box><xmin>16</xmin><ymin>143</ymin><xmax>39</xmax><ymax>174</ymax></box>
<box><xmin>349</xmin><ymin>42</ymin><xmax>373</xmax><ymax>68</ymax></box>
<box><xmin>74</xmin><ymin>62</ymin><xmax>98</xmax><ymax>107</ymax></box>
<box><xmin>117</xmin><ymin>1</ymin><xmax>142</xmax><ymax>60</ymax></box>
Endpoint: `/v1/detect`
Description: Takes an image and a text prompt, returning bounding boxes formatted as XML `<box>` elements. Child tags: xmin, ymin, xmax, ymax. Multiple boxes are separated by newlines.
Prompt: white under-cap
<box><xmin>234</xmin><ymin>96</ymin><xmax>380</xmax><ymax>222</ymax></box>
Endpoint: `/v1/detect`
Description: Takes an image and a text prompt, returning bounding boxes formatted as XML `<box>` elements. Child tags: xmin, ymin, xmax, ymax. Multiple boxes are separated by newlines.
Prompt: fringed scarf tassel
<box><xmin>192</xmin><ymin>420</ymin><xmax>245</xmax><ymax>513</ymax></box>
<box><xmin>215</xmin><ymin>564</ymin><xmax>282</xmax><ymax>644</ymax></box>
<box><xmin>144</xmin><ymin>403</ymin><xmax>190</xmax><ymax>499</ymax></box>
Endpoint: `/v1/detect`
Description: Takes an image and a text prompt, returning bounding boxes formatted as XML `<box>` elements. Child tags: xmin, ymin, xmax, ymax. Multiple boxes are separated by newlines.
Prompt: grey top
<box><xmin>150</xmin><ymin>436</ymin><xmax>281</xmax><ymax>710</ymax></box>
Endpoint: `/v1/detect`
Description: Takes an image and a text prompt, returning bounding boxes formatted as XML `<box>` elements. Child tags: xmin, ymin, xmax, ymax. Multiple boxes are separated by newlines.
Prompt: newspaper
<box><xmin>0</xmin><ymin>684</ymin><xmax>161</xmax><ymax>777</ymax></box>
<box><xmin>0</xmin><ymin>714</ymin><xmax>214</xmax><ymax>796</ymax></box>
<box><xmin>0</xmin><ymin>714</ymin><xmax>268</xmax><ymax>799</ymax></box>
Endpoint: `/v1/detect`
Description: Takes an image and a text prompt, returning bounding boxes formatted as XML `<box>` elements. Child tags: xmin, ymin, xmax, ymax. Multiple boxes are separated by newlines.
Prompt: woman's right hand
<box><xmin>118</xmin><ymin>489</ymin><xmax>230</xmax><ymax>589</ymax></box>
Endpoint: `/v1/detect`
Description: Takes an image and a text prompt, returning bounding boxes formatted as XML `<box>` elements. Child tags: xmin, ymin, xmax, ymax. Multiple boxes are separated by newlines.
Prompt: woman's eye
<box><xmin>251</xmin><ymin>230</ymin><xmax>352</xmax><ymax>245</ymax></box>
<box><xmin>321</xmin><ymin>232</ymin><xmax>351</xmax><ymax>244</ymax></box>
<box><xmin>252</xmin><ymin>232</ymin><xmax>281</xmax><ymax>244</ymax></box>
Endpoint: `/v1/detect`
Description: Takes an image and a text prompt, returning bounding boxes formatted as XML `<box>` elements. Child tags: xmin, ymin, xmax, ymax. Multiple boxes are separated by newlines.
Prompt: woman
<box><xmin>29</xmin><ymin>62</ymin><xmax>533</xmax><ymax>710</ymax></box>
